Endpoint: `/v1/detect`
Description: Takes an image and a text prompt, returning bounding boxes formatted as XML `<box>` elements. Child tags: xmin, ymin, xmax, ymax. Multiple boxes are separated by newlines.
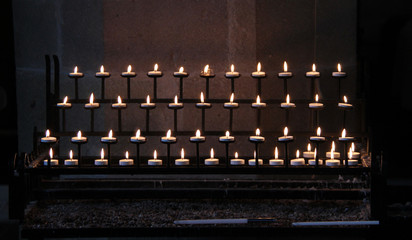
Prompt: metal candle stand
<box><xmin>189</xmin><ymin>136</ymin><xmax>205</xmax><ymax>168</ymax></box>
<box><xmin>339</xmin><ymin>138</ymin><xmax>354</xmax><ymax>168</ymax></box>
<box><xmin>219</xmin><ymin>137</ymin><xmax>235</xmax><ymax>168</ymax></box>
<box><xmin>57</xmin><ymin>104</ymin><xmax>72</xmax><ymax>132</ymax></box>
<box><xmin>251</xmin><ymin>74</ymin><xmax>266</xmax><ymax>126</ymax></box>
<box><xmin>173</xmin><ymin>73</ymin><xmax>189</xmax><ymax>99</ymax></box>
<box><xmin>306</xmin><ymin>74</ymin><xmax>320</xmax><ymax>98</ymax></box>
<box><xmin>121</xmin><ymin>72</ymin><xmax>137</xmax><ymax>100</ymax></box>
<box><xmin>112</xmin><ymin>104</ymin><xmax>127</xmax><ymax>132</ymax></box>
<box><xmin>68</xmin><ymin>73</ymin><xmax>84</xmax><ymax>100</ymax></box>
<box><xmin>140</xmin><ymin>103</ymin><xmax>156</xmax><ymax>132</ymax></box>
<box><xmin>161</xmin><ymin>138</ymin><xmax>177</xmax><ymax>169</ymax></box>
<box><xmin>200</xmin><ymin>73</ymin><xmax>215</xmax><ymax>100</ymax></box>
<box><xmin>249</xmin><ymin>137</ymin><xmax>265</xmax><ymax>169</ymax></box>
<box><xmin>168</xmin><ymin>103</ymin><xmax>184</xmax><ymax>133</ymax></box>
<box><xmin>147</xmin><ymin>73</ymin><xmax>163</xmax><ymax>101</ymax></box>
<box><xmin>277</xmin><ymin>74</ymin><xmax>293</xmax><ymax>99</ymax></box>
<box><xmin>130</xmin><ymin>136</ymin><xmax>146</xmax><ymax>168</ymax></box>
<box><xmin>310</xmin><ymin>138</ymin><xmax>326</xmax><ymax>168</ymax></box>
<box><xmin>100</xmin><ymin>139</ymin><xmax>117</xmax><ymax>168</ymax></box>
<box><xmin>278</xmin><ymin>138</ymin><xmax>293</xmax><ymax>168</ymax></box>
<box><xmin>71</xmin><ymin>139</ymin><xmax>87</xmax><ymax>168</ymax></box>
<box><xmin>95</xmin><ymin>73</ymin><xmax>111</xmax><ymax>100</ymax></box>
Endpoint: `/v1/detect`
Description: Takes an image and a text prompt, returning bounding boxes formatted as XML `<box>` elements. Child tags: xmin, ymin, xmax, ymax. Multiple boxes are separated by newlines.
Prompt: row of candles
<box><xmin>41</xmin><ymin>126</ymin><xmax>360</xmax><ymax>167</ymax></box>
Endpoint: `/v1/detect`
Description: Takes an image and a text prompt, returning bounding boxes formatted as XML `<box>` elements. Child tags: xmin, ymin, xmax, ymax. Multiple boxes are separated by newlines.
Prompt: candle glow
<box><xmin>127</xmin><ymin>65</ymin><xmax>132</xmax><ymax>73</ymax></box>
<box><xmin>45</xmin><ymin>129</ymin><xmax>50</xmax><ymax>137</ymax></box>
<box><xmin>196</xmin><ymin>129</ymin><xmax>201</xmax><ymax>137</ymax></box>
<box><xmin>125</xmin><ymin>151</ymin><xmax>129</xmax><ymax>159</ymax></box>
<box><xmin>49</xmin><ymin>148</ymin><xmax>53</xmax><ymax>159</ymax></box>
<box><xmin>174</xmin><ymin>95</ymin><xmax>178</xmax><ymax>104</ymax></box>
<box><xmin>296</xmin><ymin>149</ymin><xmax>300</xmax><ymax>159</ymax></box>
<box><xmin>257</xmin><ymin>62</ymin><xmax>261</xmax><ymax>72</ymax></box>
<box><xmin>256</xmin><ymin>95</ymin><xmax>261</xmax><ymax>104</ymax></box>
<box><xmin>317</xmin><ymin>127</ymin><xmax>321</xmax><ymax>136</ymax></box>
<box><xmin>153</xmin><ymin>150</ymin><xmax>157</xmax><ymax>159</ymax></box>
<box><xmin>166</xmin><ymin>129</ymin><xmax>171</xmax><ymax>138</ymax></box>
<box><xmin>284</xmin><ymin>127</ymin><xmax>288</xmax><ymax>136</ymax></box>
<box><xmin>230</xmin><ymin>93</ymin><xmax>234</xmax><ymax>103</ymax></box>
<box><xmin>344</xmin><ymin>95</ymin><xmax>348</xmax><ymax>103</ymax></box>
<box><xmin>200</xmin><ymin>92</ymin><xmax>205</xmax><ymax>103</ymax></box>
<box><xmin>283</xmin><ymin>61</ymin><xmax>288</xmax><ymax>72</ymax></box>
<box><xmin>108</xmin><ymin>129</ymin><xmax>113</xmax><ymax>138</ymax></box>
<box><xmin>89</xmin><ymin>93</ymin><xmax>94</xmax><ymax>104</ymax></box>
<box><xmin>256</xmin><ymin>128</ymin><xmax>261</xmax><ymax>136</ymax></box>
<box><xmin>181</xmin><ymin>148</ymin><xmax>185</xmax><ymax>159</ymax></box>
<box><xmin>74</xmin><ymin>66</ymin><xmax>78</xmax><ymax>73</ymax></box>
<box><xmin>307</xmin><ymin>143</ymin><xmax>312</xmax><ymax>152</ymax></box>
<box><xmin>341</xmin><ymin>129</ymin><xmax>347</xmax><ymax>138</ymax></box>
<box><xmin>154</xmin><ymin>64</ymin><xmax>158</xmax><ymax>71</ymax></box>
<box><xmin>286</xmin><ymin>94</ymin><xmax>290</xmax><ymax>104</ymax></box>
<box><xmin>275</xmin><ymin>147</ymin><xmax>279</xmax><ymax>159</ymax></box>
<box><xmin>226</xmin><ymin>131</ymin><xmax>230</xmax><ymax>137</ymax></box>
<box><xmin>117</xmin><ymin>96</ymin><xmax>122</xmax><ymax>104</ymax></box>
<box><xmin>231</xmin><ymin>64</ymin><xmax>235</xmax><ymax>73</ymax></box>
<box><xmin>77</xmin><ymin>130</ymin><xmax>82</xmax><ymax>138</ymax></box>
<box><xmin>146</xmin><ymin>95</ymin><xmax>151</xmax><ymax>104</ymax></box>
<box><xmin>235</xmin><ymin>152</ymin><xmax>239</xmax><ymax>158</ymax></box>
<box><xmin>100</xmin><ymin>65</ymin><xmax>105</xmax><ymax>73</ymax></box>
<box><xmin>179</xmin><ymin>67</ymin><xmax>184</xmax><ymax>73</ymax></box>
<box><xmin>204</xmin><ymin>65</ymin><xmax>209</xmax><ymax>74</ymax></box>
<box><xmin>69</xmin><ymin>150</ymin><xmax>73</xmax><ymax>159</ymax></box>
<box><xmin>63</xmin><ymin>96</ymin><xmax>68</xmax><ymax>104</ymax></box>
<box><xmin>312</xmin><ymin>64</ymin><xmax>316</xmax><ymax>72</ymax></box>
<box><xmin>338</xmin><ymin>63</ymin><xmax>342</xmax><ymax>72</ymax></box>
<box><xmin>100</xmin><ymin>148</ymin><xmax>104</xmax><ymax>159</ymax></box>
<box><xmin>210</xmin><ymin>148</ymin><xmax>214</xmax><ymax>158</ymax></box>
<box><xmin>136</xmin><ymin>129</ymin><xmax>141</xmax><ymax>138</ymax></box>
<box><xmin>315</xmin><ymin>94</ymin><xmax>319</xmax><ymax>102</ymax></box>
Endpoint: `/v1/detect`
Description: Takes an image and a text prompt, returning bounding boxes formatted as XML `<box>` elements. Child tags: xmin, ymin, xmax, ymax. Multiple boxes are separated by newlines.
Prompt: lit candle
<box><xmin>175</xmin><ymin>148</ymin><xmax>190</xmax><ymax>166</ymax></box>
<box><xmin>280</xmin><ymin>94</ymin><xmax>296</xmax><ymax>108</ymax></box>
<box><xmin>278</xmin><ymin>61</ymin><xmax>292</xmax><ymax>77</ymax></box>
<box><xmin>41</xmin><ymin>129</ymin><xmax>57</xmax><ymax>143</ymax></box>
<box><xmin>168</xmin><ymin>95</ymin><xmax>183</xmax><ymax>109</ymax></box>
<box><xmin>248</xmin><ymin>150</ymin><xmax>263</xmax><ymax>166</ymax></box>
<box><xmin>130</xmin><ymin>129</ymin><xmax>147</xmax><ymax>143</ymax></box>
<box><xmin>339</xmin><ymin>128</ymin><xmax>354</xmax><ymax>142</ymax></box>
<box><xmin>303</xmin><ymin>143</ymin><xmax>315</xmax><ymax>158</ymax></box>
<box><xmin>224</xmin><ymin>93</ymin><xmax>239</xmax><ymax>108</ymax></box>
<box><xmin>310</xmin><ymin>127</ymin><xmax>326</xmax><ymax>141</ymax></box>
<box><xmin>69</xmin><ymin>66</ymin><xmax>84</xmax><ymax>78</ymax></box>
<box><xmin>44</xmin><ymin>148</ymin><xmax>59</xmax><ymax>166</ymax></box>
<box><xmin>95</xmin><ymin>65</ymin><xmax>110</xmax><ymax>77</ymax></box>
<box><xmin>200</xmin><ymin>64</ymin><xmax>214</xmax><ymax>77</ymax></box>
<box><xmin>338</xmin><ymin>95</ymin><xmax>353</xmax><ymax>108</ymax></box>
<box><xmin>101</xmin><ymin>129</ymin><xmax>117</xmax><ymax>143</ymax></box>
<box><xmin>190</xmin><ymin>129</ymin><xmax>205</xmax><ymax>142</ymax></box>
<box><xmin>119</xmin><ymin>151</ymin><xmax>134</xmax><ymax>166</ymax></box>
<box><xmin>306</xmin><ymin>63</ymin><xmax>320</xmax><ymax>77</ymax></box>
<box><xmin>308</xmin><ymin>148</ymin><xmax>323</xmax><ymax>165</ymax></box>
<box><xmin>269</xmin><ymin>146</ymin><xmax>284</xmax><ymax>166</ymax></box>
<box><xmin>326</xmin><ymin>141</ymin><xmax>341</xmax><ymax>159</ymax></box>
<box><xmin>121</xmin><ymin>65</ymin><xmax>136</xmax><ymax>77</ymax></box>
<box><xmin>290</xmin><ymin>149</ymin><xmax>305</xmax><ymax>166</ymax></box>
<box><xmin>147</xmin><ymin>63</ymin><xmax>162</xmax><ymax>76</ymax></box>
<box><xmin>225</xmin><ymin>64</ymin><xmax>240</xmax><ymax>77</ymax></box>
<box><xmin>348</xmin><ymin>142</ymin><xmax>360</xmax><ymax>159</ymax></box>
<box><xmin>252</xmin><ymin>95</ymin><xmax>266</xmax><ymax>108</ymax></box>
<box><xmin>140</xmin><ymin>95</ymin><xmax>156</xmax><ymax>109</ymax></box>
<box><xmin>148</xmin><ymin>150</ymin><xmax>162</xmax><ymax>166</ymax></box>
<box><xmin>249</xmin><ymin>128</ymin><xmax>265</xmax><ymax>142</ymax></box>
<box><xmin>195</xmin><ymin>92</ymin><xmax>211</xmax><ymax>108</ymax></box>
<box><xmin>309</xmin><ymin>94</ymin><xmax>324</xmax><ymax>109</ymax></box>
<box><xmin>205</xmin><ymin>148</ymin><xmax>219</xmax><ymax>165</ymax></box>
<box><xmin>112</xmin><ymin>96</ymin><xmax>127</xmax><ymax>109</ymax></box>
<box><xmin>174</xmin><ymin>66</ymin><xmax>188</xmax><ymax>77</ymax></box>
<box><xmin>251</xmin><ymin>62</ymin><xmax>266</xmax><ymax>77</ymax></box>
<box><xmin>219</xmin><ymin>130</ymin><xmax>235</xmax><ymax>142</ymax></box>
<box><xmin>95</xmin><ymin>148</ymin><xmax>108</xmax><ymax>166</ymax></box>
<box><xmin>278</xmin><ymin>127</ymin><xmax>293</xmax><ymax>142</ymax></box>
<box><xmin>347</xmin><ymin>147</ymin><xmax>358</xmax><ymax>166</ymax></box>
<box><xmin>71</xmin><ymin>130</ymin><xmax>87</xmax><ymax>143</ymax></box>
<box><xmin>230</xmin><ymin>152</ymin><xmax>245</xmax><ymax>165</ymax></box>
<box><xmin>332</xmin><ymin>63</ymin><xmax>346</xmax><ymax>77</ymax></box>
<box><xmin>57</xmin><ymin>96</ymin><xmax>72</xmax><ymax>108</ymax></box>
<box><xmin>84</xmin><ymin>93</ymin><xmax>99</xmax><ymax>108</ymax></box>
<box><xmin>325</xmin><ymin>145</ymin><xmax>340</xmax><ymax>166</ymax></box>
<box><xmin>64</xmin><ymin>150</ymin><xmax>78</xmax><ymax>166</ymax></box>
<box><xmin>161</xmin><ymin>129</ymin><xmax>176</xmax><ymax>143</ymax></box>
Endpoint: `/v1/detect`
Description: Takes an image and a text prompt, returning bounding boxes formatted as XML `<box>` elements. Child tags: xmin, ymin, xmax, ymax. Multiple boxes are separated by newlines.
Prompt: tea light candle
<box><xmin>95</xmin><ymin>65</ymin><xmax>110</xmax><ymax>77</ymax></box>
<box><xmin>290</xmin><ymin>150</ymin><xmax>305</xmax><ymax>166</ymax></box>
<box><xmin>332</xmin><ymin>63</ymin><xmax>346</xmax><ymax>77</ymax></box>
<box><xmin>44</xmin><ymin>148</ymin><xmax>59</xmax><ymax>166</ymax></box>
<box><xmin>309</xmin><ymin>94</ymin><xmax>324</xmax><ymax>109</ymax></box>
<box><xmin>205</xmin><ymin>148</ymin><xmax>219</xmax><ymax>165</ymax></box>
<box><xmin>84</xmin><ymin>93</ymin><xmax>99</xmax><ymax>108</ymax></box>
<box><xmin>174</xmin><ymin>66</ymin><xmax>188</xmax><ymax>77</ymax></box>
<box><xmin>119</xmin><ymin>151</ymin><xmax>133</xmax><ymax>166</ymax></box>
<box><xmin>347</xmin><ymin>148</ymin><xmax>359</xmax><ymax>165</ymax></box>
<box><xmin>130</xmin><ymin>129</ymin><xmax>147</xmax><ymax>143</ymax></box>
<box><xmin>303</xmin><ymin>143</ymin><xmax>315</xmax><ymax>158</ymax></box>
<box><xmin>168</xmin><ymin>95</ymin><xmax>183</xmax><ymax>109</ymax></box>
<box><xmin>308</xmin><ymin>149</ymin><xmax>323</xmax><ymax>166</ymax></box>
<box><xmin>326</xmin><ymin>141</ymin><xmax>341</xmax><ymax>158</ymax></box>
<box><xmin>175</xmin><ymin>148</ymin><xmax>190</xmax><ymax>166</ymax></box>
<box><xmin>278</xmin><ymin>61</ymin><xmax>292</xmax><ymax>77</ymax></box>
<box><xmin>195</xmin><ymin>92</ymin><xmax>211</xmax><ymax>108</ymax></box>
<box><xmin>269</xmin><ymin>147</ymin><xmax>284</xmax><ymax>165</ymax></box>
<box><xmin>252</xmin><ymin>95</ymin><xmax>266</xmax><ymax>108</ymax></box>
<box><xmin>101</xmin><ymin>129</ymin><xmax>117</xmax><ymax>143</ymax></box>
<box><xmin>310</xmin><ymin>127</ymin><xmax>326</xmax><ymax>142</ymax></box>
<box><xmin>230</xmin><ymin>152</ymin><xmax>245</xmax><ymax>165</ymax></box>
<box><xmin>280</xmin><ymin>94</ymin><xmax>296</xmax><ymax>108</ymax></box>
<box><xmin>248</xmin><ymin>151</ymin><xmax>263</xmax><ymax>166</ymax></box>
<box><xmin>249</xmin><ymin>128</ymin><xmax>265</xmax><ymax>142</ymax></box>
<box><xmin>224</xmin><ymin>93</ymin><xmax>239</xmax><ymax>108</ymax></box>
<box><xmin>69</xmin><ymin>66</ymin><xmax>84</xmax><ymax>78</ymax></box>
<box><xmin>71</xmin><ymin>130</ymin><xmax>87</xmax><ymax>143</ymax></box>
<box><xmin>148</xmin><ymin>150</ymin><xmax>162</xmax><ymax>166</ymax></box>
<box><xmin>41</xmin><ymin>129</ymin><xmax>57</xmax><ymax>143</ymax></box>
<box><xmin>349</xmin><ymin>142</ymin><xmax>360</xmax><ymax>159</ymax></box>
<box><xmin>338</xmin><ymin>95</ymin><xmax>353</xmax><ymax>108</ymax></box>
<box><xmin>112</xmin><ymin>96</ymin><xmax>126</xmax><ymax>109</ymax></box>
<box><xmin>147</xmin><ymin>63</ymin><xmax>162</xmax><ymax>76</ymax></box>
<box><xmin>339</xmin><ymin>129</ymin><xmax>354</xmax><ymax>142</ymax></box>
<box><xmin>57</xmin><ymin>96</ymin><xmax>72</xmax><ymax>108</ymax></box>
<box><xmin>278</xmin><ymin>127</ymin><xmax>293</xmax><ymax>142</ymax></box>
<box><xmin>140</xmin><ymin>95</ymin><xmax>156</xmax><ymax>109</ymax></box>
<box><xmin>190</xmin><ymin>129</ymin><xmax>205</xmax><ymax>142</ymax></box>
<box><xmin>252</xmin><ymin>62</ymin><xmax>266</xmax><ymax>77</ymax></box>
<box><xmin>95</xmin><ymin>148</ymin><xmax>108</xmax><ymax>166</ymax></box>
<box><xmin>64</xmin><ymin>150</ymin><xmax>78</xmax><ymax>166</ymax></box>
<box><xmin>225</xmin><ymin>64</ymin><xmax>240</xmax><ymax>77</ymax></box>
<box><xmin>325</xmin><ymin>149</ymin><xmax>340</xmax><ymax>166</ymax></box>
<box><xmin>121</xmin><ymin>65</ymin><xmax>136</xmax><ymax>77</ymax></box>
<box><xmin>219</xmin><ymin>130</ymin><xmax>235</xmax><ymax>142</ymax></box>
<box><xmin>161</xmin><ymin>129</ymin><xmax>176</xmax><ymax>143</ymax></box>
<box><xmin>306</xmin><ymin>63</ymin><xmax>320</xmax><ymax>77</ymax></box>
<box><xmin>200</xmin><ymin>64</ymin><xmax>215</xmax><ymax>77</ymax></box>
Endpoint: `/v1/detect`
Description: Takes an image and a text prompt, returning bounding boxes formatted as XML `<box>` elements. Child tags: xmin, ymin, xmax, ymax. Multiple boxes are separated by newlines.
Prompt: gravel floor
<box><xmin>23</xmin><ymin>199</ymin><xmax>370</xmax><ymax>229</ymax></box>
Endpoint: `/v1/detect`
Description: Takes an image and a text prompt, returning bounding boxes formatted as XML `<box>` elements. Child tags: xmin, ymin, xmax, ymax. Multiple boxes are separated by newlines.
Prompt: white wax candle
<box><xmin>303</xmin><ymin>151</ymin><xmax>315</xmax><ymax>159</ymax></box>
<box><xmin>269</xmin><ymin>159</ymin><xmax>284</xmax><ymax>166</ymax></box>
<box><xmin>71</xmin><ymin>135</ymin><xmax>87</xmax><ymax>143</ymax></box>
<box><xmin>190</xmin><ymin>136</ymin><xmax>205</xmax><ymax>142</ymax></box>
<box><xmin>278</xmin><ymin>72</ymin><xmax>292</xmax><ymax>77</ymax></box>
<box><xmin>69</xmin><ymin>66</ymin><xmax>84</xmax><ymax>78</ymax></box>
<box><xmin>96</xmin><ymin>65</ymin><xmax>110</xmax><ymax>77</ymax></box>
<box><xmin>130</xmin><ymin>136</ymin><xmax>146</xmax><ymax>143</ymax></box>
<box><xmin>148</xmin><ymin>159</ymin><xmax>162</xmax><ymax>165</ymax></box>
<box><xmin>196</xmin><ymin>102</ymin><xmax>211</xmax><ymax>108</ymax></box>
<box><xmin>148</xmin><ymin>64</ymin><xmax>162</xmax><ymax>76</ymax></box>
<box><xmin>248</xmin><ymin>159</ymin><xmax>263</xmax><ymax>166</ymax></box>
<box><xmin>119</xmin><ymin>159</ymin><xmax>133</xmax><ymax>166</ymax></box>
<box><xmin>41</xmin><ymin>130</ymin><xmax>56</xmax><ymax>143</ymax></box>
<box><xmin>349</xmin><ymin>151</ymin><xmax>360</xmax><ymax>159</ymax></box>
<box><xmin>325</xmin><ymin>159</ymin><xmax>340</xmax><ymax>166</ymax></box>
<box><xmin>252</xmin><ymin>102</ymin><xmax>266</xmax><ymax>108</ymax></box>
<box><xmin>278</xmin><ymin>136</ymin><xmax>293</xmax><ymax>142</ymax></box>
<box><xmin>290</xmin><ymin>158</ymin><xmax>305</xmax><ymax>166</ymax></box>
<box><xmin>57</xmin><ymin>96</ymin><xmax>71</xmax><ymax>108</ymax></box>
<box><xmin>205</xmin><ymin>158</ymin><xmax>219</xmax><ymax>165</ymax></box>
<box><xmin>280</xmin><ymin>102</ymin><xmax>296</xmax><ymax>108</ymax></box>
<box><xmin>308</xmin><ymin>159</ymin><xmax>323</xmax><ymax>165</ymax></box>
<box><xmin>339</xmin><ymin>136</ymin><xmax>354</xmax><ymax>141</ymax></box>
<box><xmin>230</xmin><ymin>159</ymin><xmax>245</xmax><ymax>165</ymax></box>
<box><xmin>306</xmin><ymin>64</ymin><xmax>320</xmax><ymax>77</ymax></box>
<box><xmin>101</xmin><ymin>130</ymin><xmax>117</xmax><ymax>143</ymax></box>
<box><xmin>309</xmin><ymin>102</ymin><xmax>323</xmax><ymax>109</ymax></box>
<box><xmin>346</xmin><ymin>159</ymin><xmax>359</xmax><ymax>166</ymax></box>
<box><xmin>112</xmin><ymin>96</ymin><xmax>126</xmax><ymax>109</ymax></box>
<box><xmin>252</xmin><ymin>62</ymin><xmax>265</xmax><ymax>77</ymax></box>
<box><xmin>326</xmin><ymin>152</ymin><xmax>341</xmax><ymax>158</ymax></box>
<box><xmin>332</xmin><ymin>64</ymin><xmax>346</xmax><ymax>77</ymax></box>
<box><xmin>85</xmin><ymin>102</ymin><xmax>99</xmax><ymax>108</ymax></box>
<box><xmin>225</xmin><ymin>72</ymin><xmax>240</xmax><ymax>77</ymax></box>
<box><xmin>64</xmin><ymin>159</ymin><xmax>78</xmax><ymax>166</ymax></box>
<box><xmin>161</xmin><ymin>130</ymin><xmax>176</xmax><ymax>143</ymax></box>
<box><xmin>249</xmin><ymin>136</ymin><xmax>265</xmax><ymax>142</ymax></box>
<box><xmin>44</xmin><ymin>159</ymin><xmax>59</xmax><ymax>166</ymax></box>
<box><xmin>224</xmin><ymin>102</ymin><xmax>239</xmax><ymax>108</ymax></box>
<box><xmin>310</xmin><ymin>136</ymin><xmax>325</xmax><ymax>141</ymax></box>
<box><xmin>168</xmin><ymin>102</ymin><xmax>183</xmax><ymax>109</ymax></box>
<box><xmin>95</xmin><ymin>159</ymin><xmax>108</xmax><ymax>166</ymax></box>
<box><xmin>140</xmin><ymin>102</ymin><xmax>156</xmax><ymax>108</ymax></box>
<box><xmin>338</xmin><ymin>102</ymin><xmax>353</xmax><ymax>108</ymax></box>
<box><xmin>121</xmin><ymin>65</ymin><xmax>136</xmax><ymax>77</ymax></box>
<box><xmin>175</xmin><ymin>159</ymin><xmax>190</xmax><ymax>165</ymax></box>
<box><xmin>174</xmin><ymin>67</ymin><xmax>188</xmax><ymax>77</ymax></box>
<box><xmin>219</xmin><ymin>131</ymin><xmax>235</xmax><ymax>142</ymax></box>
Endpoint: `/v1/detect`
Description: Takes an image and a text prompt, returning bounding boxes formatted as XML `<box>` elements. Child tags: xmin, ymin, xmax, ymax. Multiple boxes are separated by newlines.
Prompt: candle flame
<box><xmin>196</xmin><ymin>129</ymin><xmax>201</xmax><ymax>137</ymax></box>
<box><xmin>256</xmin><ymin>128</ymin><xmax>260</xmax><ymax>136</ymax></box>
<box><xmin>275</xmin><ymin>147</ymin><xmax>278</xmax><ymax>159</ymax></box>
<box><xmin>283</xmin><ymin>61</ymin><xmax>288</xmax><ymax>72</ymax></box>
<box><xmin>117</xmin><ymin>96</ymin><xmax>122</xmax><ymax>104</ymax></box>
<box><xmin>63</xmin><ymin>96</ymin><xmax>68</xmax><ymax>104</ymax></box>
<box><xmin>341</xmin><ymin>128</ymin><xmax>346</xmax><ymax>138</ymax></box>
<box><xmin>317</xmin><ymin>127</ymin><xmax>321</xmax><ymax>137</ymax></box>
<box><xmin>337</xmin><ymin>63</ymin><xmax>342</xmax><ymax>72</ymax></box>
<box><xmin>307</xmin><ymin>143</ymin><xmax>311</xmax><ymax>152</ymax></box>
<box><xmin>348</xmin><ymin>148</ymin><xmax>353</xmax><ymax>159</ymax></box>
<box><xmin>296</xmin><ymin>149</ymin><xmax>300</xmax><ymax>159</ymax></box>
<box><xmin>179</xmin><ymin>66</ymin><xmax>184</xmax><ymax>73</ymax></box>
<box><xmin>343</xmin><ymin>95</ymin><xmax>348</xmax><ymax>103</ymax></box>
<box><xmin>181</xmin><ymin>148</ymin><xmax>185</xmax><ymax>159</ymax></box>
<box><xmin>256</xmin><ymin>95</ymin><xmax>261</xmax><ymax>104</ymax></box>
<box><xmin>204</xmin><ymin>65</ymin><xmax>209</xmax><ymax>74</ymax></box>
<box><xmin>210</xmin><ymin>148</ymin><xmax>214</xmax><ymax>158</ymax></box>
<box><xmin>146</xmin><ymin>95</ymin><xmax>151</xmax><ymax>104</ymax></box>
<box><xmin>49</xmin><ymin>148</ymin><xmax>53</xmax><ymax>159</ymax></box>
<box><xmin>100</xmin><ymin>65</ymin><xmax>104</xmax><ymax>73</ymax></box>
<box><xmin>286</xmin><ymin>94</ymin><xmax>290</xmax><ymax>104</ymax></box>
<box><xmin>174</xmin><ymin>95</ymin><xmax>178</xmax><ymax>104</ymax></box>
<box><xmin>312</xmin><ymin>63</ymin><xmax>316</xmax><ymax>72</ymax></box>
<box><xmin>125</xmin><ymin>151</ymin><xmax>129</xmax><ymax>159</ymax></box>
<box><xmin>101</xmin><ymin>148</ymin><xmax>104</xmax><ymax>159</ymax></box>
<box><xmin>254</xmin><ymin>151</ymin><xmax>256</xmax><ymax>159</ymax></box>
<box><xmin>45</xmin><ymin>129</ymin><xmax>50</xmax><ymax>137</ymax></box>
<box><xmin>77</xmin><ymin>130</ymin><xmax>82</xmax><ymax>138</ymax></box>
<box><xmin>315</xmin><ymin>94</ymin><xmax>319</xmax><ymax>102</ymax></box>
<box><xmin>166</xmin><ymin>129</ymin><xmax>171</xmax><ymax>138</ymax></box>
<box><xmin>127</xmin><ymin>65</ymin><xmax>132</xmax><ymax>72</ymax></box>
<box><xmin>235</xmin><ymin>152</ymin><xmax>238</xmax><ymax>159</ymax></box>
<box><xmin>257</xmin><ymin>62</ymin><xmax>261</xmax><ymax>72</ymax></box>
<box><xmin>154</xmin><ymin>150</ymin><xmax>157</xmax><ymax>159</ymax></box>
<box><xmin>89</xmin><ymin>93</ymin><xmax>94</xmax><ymax>104</ymax></box>
<box><xmin>200</xmin><ymin>92</ymin><xmax>205</xmax><ymax>103</ymax></box>
<box><xmin>108</xmin><ymin>129</ymin><xmax>113</xmax><ymax>138</ymax></box>
<box><xmin>136</xmin><ymin>129</ymin><xmax>141</xmax><ymax>138</ymax></box>
<box><xmin>351</xmin><ymin>142</ymin><xmax>355</xmax><ymax>151</ymax></box>
<box><xmin>231</xmin><ymin>64</ymin><xmax>235</xmax><ymax>73</ymax></box>
<box><xmin>225</xmin><ymin>131</ymin><xmax>230</xmax><ymax>137</ymax></box>
<box><xmin>74</xmin><ymin>66</ymin><xmax>78</xmax><ymax>73</ymax></box>
<box><xmin>154</xmin><ymin>63</ymin><xmax>158</xmax><ymax>71</ymax></box>
<box><xmin>331</xmin><ymin>141</ymin><xmax>336</xmax><ymax>151</ymax></box>
<box><xmin>230</xmin><ymin>93</ymin><xmax>234</xmax><ymax>103</ymax></box>
<box><xmin>69</xmin><ymin>150</ymin><xmax>73</xmax><ymax>159</ymax></box>
<box><xmin>314</xmin><ymin>148</ymin><xmax>317</xmax><ymax>158</ymax></box>
<box><xmin>284</xmin><ymin>126</ymin><xmax>288</xmax><ymax>136</ymax></box>
<box><xmin>331</xmin><ymin>148</ymin><xmax>335</xmax><ymax>159</ymax></box>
